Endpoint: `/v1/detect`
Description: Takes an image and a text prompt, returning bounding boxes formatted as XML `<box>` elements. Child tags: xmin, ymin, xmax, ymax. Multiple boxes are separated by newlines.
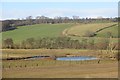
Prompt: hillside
<box><xmin>1</xmin><ymin>22</ymin><xmax>118</xmax><ymax>44</ymax></box>
<box><xmin>1</xmin><ymin>24</ymin><xmax>73</xmax><ymax>43</ymax></box>
<box><xmin>96</xmin><ymin>24</ymin><xmax>118</xmax><ymax>38</ymax></box>
<box><xmin>65</xmin><ymin>22</ymin><xmax>117</xmax><ymax>37</ymax></box>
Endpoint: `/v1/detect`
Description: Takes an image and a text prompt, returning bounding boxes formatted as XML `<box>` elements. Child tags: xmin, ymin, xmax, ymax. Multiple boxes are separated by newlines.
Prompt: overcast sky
<box><xmin>1</xmin><ymin>2</ymin><xmax>118</xmax><ymax>20</ymax></box>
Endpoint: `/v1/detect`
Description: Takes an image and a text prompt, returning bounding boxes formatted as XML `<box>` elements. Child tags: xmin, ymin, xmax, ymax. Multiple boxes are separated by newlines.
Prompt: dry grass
<box><xmin>2</xmin><ymin>49</ymin><xmax>89</xmax><ymax>58</ymax></box>
<box><xmin>2</xmin><ymin>49</ymin><xmax>118</xmax><ymax>78</ymax></box>
<box><xmin>2</xmin><ymin>49</ymin><xmax>118</xmax><ymax>60</ymax></box>
<box><xmin>2</xmin><ymin>61</ymin><xmax>118</xmax><ymax>78</ymax></box>
<box><xmin>67</xmin><ymin>23</ymin><xmax>117</xmax><ymax>37</ymax></box>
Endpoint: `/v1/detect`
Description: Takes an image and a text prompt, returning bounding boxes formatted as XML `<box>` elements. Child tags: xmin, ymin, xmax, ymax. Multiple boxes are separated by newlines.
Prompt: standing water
<box><xmin>56</xmin><ymin>56</ymin><xmax>98</xmax><ymax>61</ymax></box>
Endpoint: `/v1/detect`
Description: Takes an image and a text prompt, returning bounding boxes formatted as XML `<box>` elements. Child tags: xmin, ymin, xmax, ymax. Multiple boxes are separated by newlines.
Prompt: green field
<box><xmin>66</xmin><ymin>22</ymin><xmax>118</xmax><ymax>43</ymax></box>
<box><xmin>1</xmin><ymin>23</ymin><xmax>73</xmax><ymax>43</ymax></box>
<box><xmin>66</xmin><ymin>23</ymin><xmax>117</xmax><ymax>37</ymax></box>
<box><xmin>96</xmin><ymin>24</ymin><xmax>118</xmax><ymax>38</ymax></box>
<box><xmin>1</xmin><ymin>22</ymin><xmax>118</xmax><ymax>44</ymax></box>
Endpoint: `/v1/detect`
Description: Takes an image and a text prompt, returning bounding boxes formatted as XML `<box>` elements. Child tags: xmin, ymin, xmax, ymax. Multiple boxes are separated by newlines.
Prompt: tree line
<box><xmin>2</xmin><ymin>37</ymin><xmax>119</xmax><ymax>50</ymax></box>
<box><xmin>0</xmin><ymin>16</ymin><xmax>118</xmax><ymax>32</ymax></box>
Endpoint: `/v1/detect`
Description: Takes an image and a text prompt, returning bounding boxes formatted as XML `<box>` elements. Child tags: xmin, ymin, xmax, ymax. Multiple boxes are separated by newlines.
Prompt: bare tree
<box><xmin>26</xmin><ymin>16</ymin><xmax>33</xmax><ymax>25</ymax></box>
<box><xmin>3</xmin><ymin>38</ymin><xmax>14</xmax><ymax>49</ymax></box>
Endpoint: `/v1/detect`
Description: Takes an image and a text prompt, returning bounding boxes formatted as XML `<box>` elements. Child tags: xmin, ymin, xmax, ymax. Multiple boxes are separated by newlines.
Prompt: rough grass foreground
<box><xmin>3</xmin><ymin>59</ymin><xmax>118</xmax><ymax>78</ymax></box>
<box><xmin>2</xmin><ymin>49</ymin><xmax>118</xmax><ymax>78</ymax></box>
<box><xmin>2</xmin><ymin>56</ymin><xmax>118</xmax><ymax>78</ymax></box>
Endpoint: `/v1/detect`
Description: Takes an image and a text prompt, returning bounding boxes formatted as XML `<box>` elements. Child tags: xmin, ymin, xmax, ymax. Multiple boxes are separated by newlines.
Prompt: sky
<box><xmin>1</xmin><ymin>0</ymin><xmax>119</xmax><ymax>2</ymax></box>
<box><xmin>1</xmin><ymin>2</ymin><xmax>118</xmax><ymax>20</ymax></box>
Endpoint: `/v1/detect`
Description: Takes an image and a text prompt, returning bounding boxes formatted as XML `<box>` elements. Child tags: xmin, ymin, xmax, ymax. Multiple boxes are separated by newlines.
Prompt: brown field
<box><xmin>2</xmin><ymin>49</ymin><xmax>118</xmax><ymax>59</ymax></box>
<box><xmin>2</xmin><ymin>61</ymin><xmax>118</xmax><ymax>78</ymax></box>
<box><xmin>2</xmin><ymin>49</ymin><xmax>118</xmax><ymax>78</ymax></box>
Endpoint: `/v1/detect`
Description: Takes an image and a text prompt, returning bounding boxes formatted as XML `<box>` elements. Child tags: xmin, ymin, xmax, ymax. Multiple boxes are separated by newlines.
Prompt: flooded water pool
<box><xmin>4</xmin><ymin>55</ymin><xmax>98</xmax><ymax>61</ymax></box>
<box><xmin>56</xmin><ymin>56</ymin><xmax>98</xmax><ymax>61</ymax></box>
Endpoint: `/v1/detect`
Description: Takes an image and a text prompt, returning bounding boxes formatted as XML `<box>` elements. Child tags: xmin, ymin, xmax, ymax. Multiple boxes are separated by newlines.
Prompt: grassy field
<box><xmin>63</xmin><ymin>22</ymin><xmax>118</xmax><ymax>42</ymax></box>
<box><xmin>1</xmin><ymin>22</ymin><xmax>118</xmax><ymax>44</ymax></box>
<box><xmin>1</xmin><ymin>23</ymin><xmax>74</xmax><ymax>43</ymax></box>
<box><xmin>66</xmin><ymin>23</ymin><xmax>117</xmax><ymax>37</ymax></box>
<box><xmin>96</xmin><ymin>24</ymin><xmax>118</xmax><ymax>38</ymax></box>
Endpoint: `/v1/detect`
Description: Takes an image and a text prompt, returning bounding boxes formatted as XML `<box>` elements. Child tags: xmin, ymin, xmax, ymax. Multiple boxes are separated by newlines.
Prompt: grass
<box><xmin>64</xmin><ymin>22</ymin><xmax>118</xmax><ymax>43</ymax></box>
<box><xmin>1</xmin><ymin>23</ymin><xmax>73</xmax><ymax>43</ymax></box>
<box><xmin>2</xmin><ymin>49</ymin><xmax>118</xmax><ymax>78</ymax></box>
<box><xmin>2</xmin><ymin>49</ymin><xmax>118</xmax><ymax>60</ymax></box>
<box><xmin>1</xmin><ymin>22</ymin><xmax>118</xmax><ymax>45</ymax></box>
<box><xmin>1</xmin><ymin>22</ymin><xmax>118</xmax><ymax>78</ymax></box>
<box><xmin>1</xmin><ymin>22</ymin><xmax>118</xmax><ymax>44</ymax></box>
<box><xmin>70</xmin><ymin>36</ymin><xmax>118</xmax><ymax>43</ymax></box>
<box><xmin>66</xmin><ymin>22</ymin><xmax>117</xmax><ymax>37</ymax></box>
<box><xmin>96</xmin><ymin>25</ymin><xmax>118</xmax><ymax>38</ymax></box>
<box><xmin>2</xmin><ymin>59</ymin><xmax>118</xmax><ymax>78</ymax></box>
<box><xmin>2</xmin><ymin>49</ymin><xmax>92</xmax><ymax>58</ymax></box>
<box><xmin>2</xmin><ymin>58</ymin><xmax>116</xmax><ymax>68</ymax></box>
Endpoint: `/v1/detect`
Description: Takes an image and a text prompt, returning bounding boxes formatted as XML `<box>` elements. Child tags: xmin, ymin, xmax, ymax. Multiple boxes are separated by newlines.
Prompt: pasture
<box><xmin>1</xmin><ymin>23</ymin><xmax>73</xmax><ymax>43</ymax></box>
<box><xmin>66</xmin><ymin>23</ymin><xmax>117</xmax><ymax>37</ymax></box>
<box><xmin>1</xmin><ymin>22</ymin><xmax>118</xmax><ymax>44</ymax></box>
<box><xmin>96</xmin><ymin>24</ymin><xmax>118</xmax><ymax>38</ymax></box>
<box><xmin>64</xmin><ymin>22</ymin><xmax>118</xmax><ymax>43</ymax></box>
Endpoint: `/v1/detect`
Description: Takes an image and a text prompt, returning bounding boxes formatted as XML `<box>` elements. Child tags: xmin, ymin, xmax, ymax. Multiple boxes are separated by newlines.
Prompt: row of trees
<box><xmin>1</xmin><ymin>16</ymin><xmax>118</xmax><ymax>32</ymax></box>
<box><xmin>2</xmin><ymin>37</ymin><xmax>119</xmax><ymax>50</ymax></box>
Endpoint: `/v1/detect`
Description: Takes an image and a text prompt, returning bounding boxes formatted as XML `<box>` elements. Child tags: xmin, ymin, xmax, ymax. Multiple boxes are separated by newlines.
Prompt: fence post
<box><xmin>8</xmin><ymin>65</ymin><xmax>10</xmax><ymax>68</ymax></box>
<box><xmin>20</xmin><ymin>65</ymin><xmax>22</xmax><ymax>68</ymax></box>
<box><xmin>36</xmin><ymin>64</ymin><xmax>38</xmax><ymax>66</ymax></box>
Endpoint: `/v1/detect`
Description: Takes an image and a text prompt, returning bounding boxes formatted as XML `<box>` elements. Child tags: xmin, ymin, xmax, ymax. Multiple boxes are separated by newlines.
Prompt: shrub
<box><xmin>84</xmin><ymin>30</ymin><xmax>95</xmax><ymax>37</ymax></box>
